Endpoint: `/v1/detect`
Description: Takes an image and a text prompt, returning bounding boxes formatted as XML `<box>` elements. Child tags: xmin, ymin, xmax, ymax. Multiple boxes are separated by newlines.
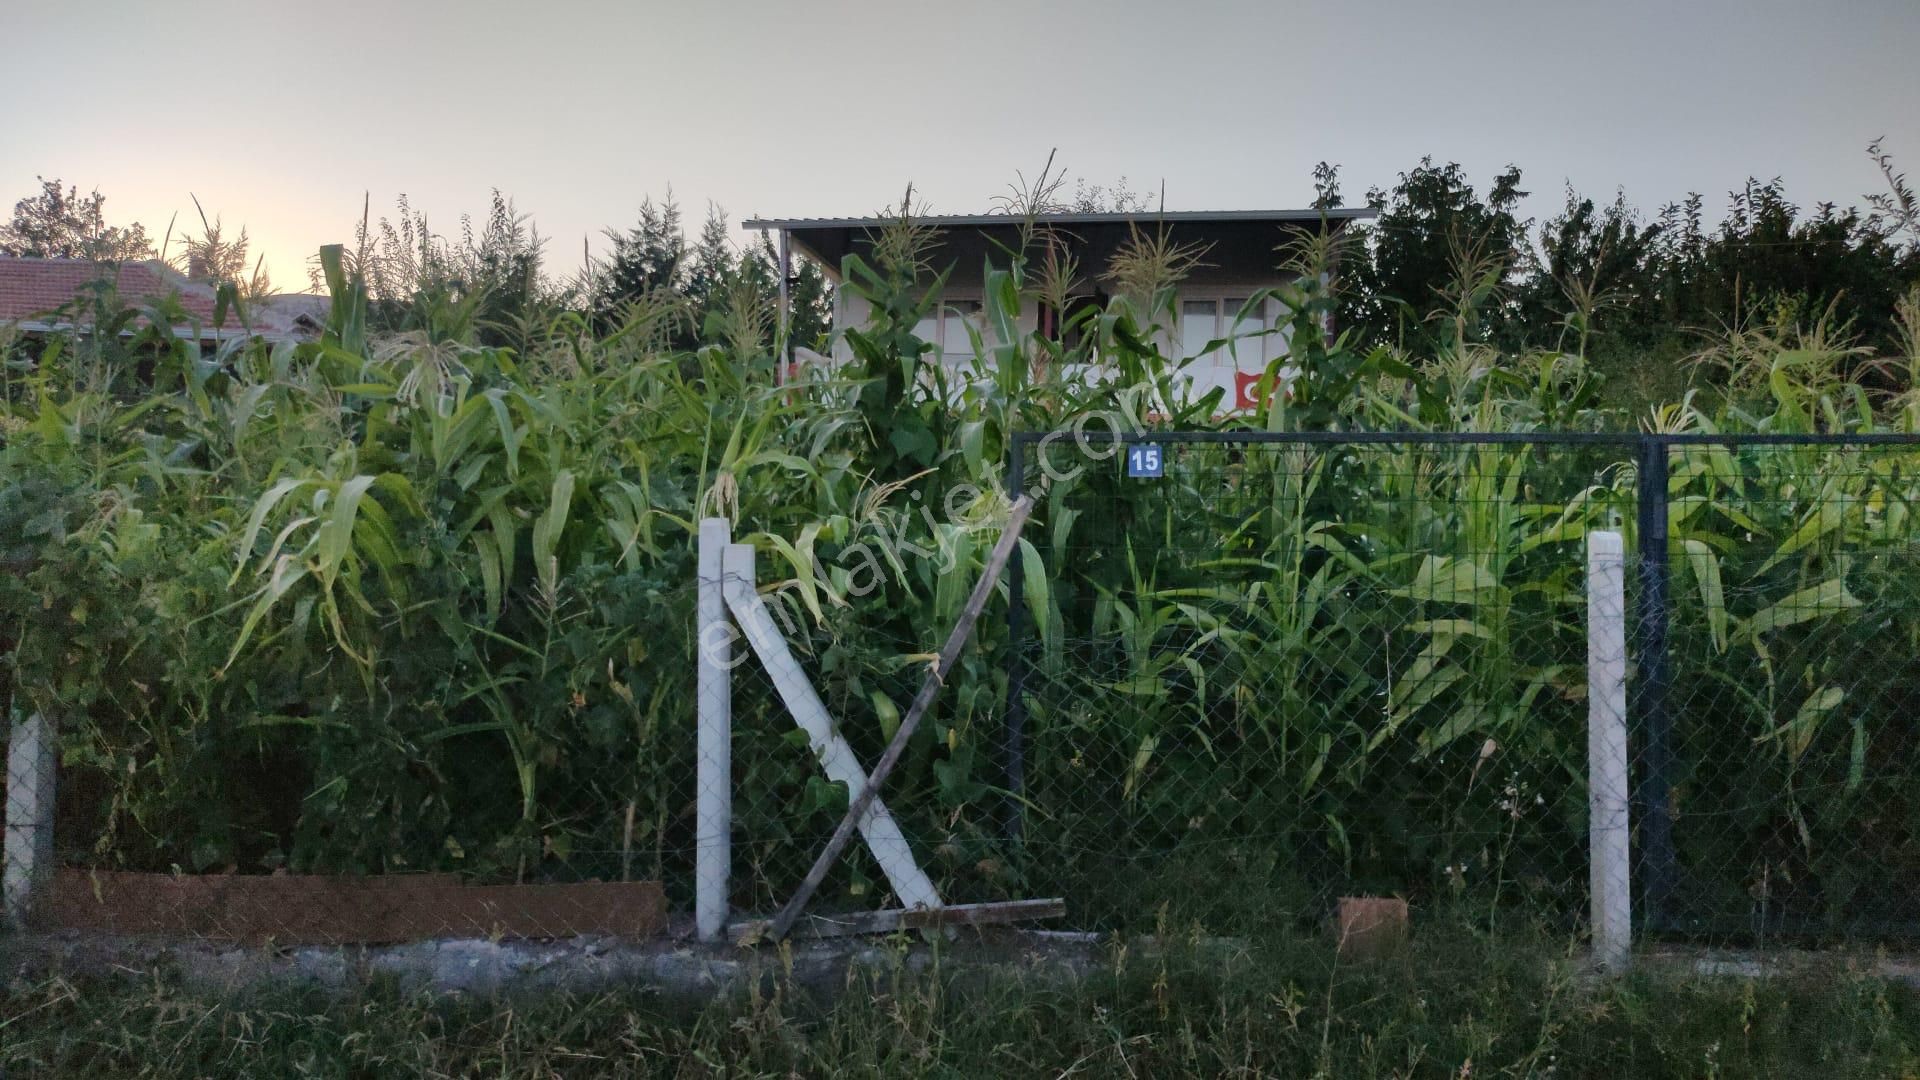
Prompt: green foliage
<box><xmin>1329</xmin><ymin>152</ymin><xmax>1920</xmax><ymax>414</ymax></box>
<box><xmin>594</xmin><ymin>193</ymin><xmax>687</xmax><ymax>333</ymax></box>
<box><xmin>1338</xmin><ymin>158</ymin><xmax>1532</xmax><ymax>349</ymax></box>
<box><xmin>6</xmin><ymin>178</ymin><xmax>1920</xmax><ymax>938</ymax></box>
<box><xmin>0</xmin><ymin>220</ymin><xmax>1191</xmax><ymax>897</ymax></box>
<box><xmin>329</xmin><ymin>191</ymin><xmax>563</xmax><ymax>349</ymax></box>
<box><xmin>0</xmin><ymin>176</ymin><xmax>155</xmax><ymax>261</ymax></box>
<box><xmin>592</xmin><ymin>198</ymin><xmax>832</xmax><ymax>353</ymax></box>
<box><xmin>171</xmin><ymin>194</ymin><xmax>270</xmax><ymax>302</ymax></box>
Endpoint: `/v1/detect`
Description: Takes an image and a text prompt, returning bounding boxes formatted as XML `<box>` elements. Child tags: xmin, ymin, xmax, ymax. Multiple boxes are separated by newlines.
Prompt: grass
<box><xmin>4</xmin><ymin>926</ymin><xmax>1918</xmax><ymax>1077</ymax></box>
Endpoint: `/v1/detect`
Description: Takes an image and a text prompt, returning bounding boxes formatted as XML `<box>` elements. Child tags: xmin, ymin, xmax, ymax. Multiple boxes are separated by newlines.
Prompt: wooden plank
<box><xmin>720</xmin><ymin>544</ymin><xmax>943</xmax><ymax>913</ymax></box>
<box><xmin>39</xmin><ymin>870</ymin><xmax>667</xmax><ymax>945</ymax></box>
<box><xmin>731</xmin><ymin>897</ymin><xmax>1065</xmax><ymax>943</ymax></box>
<box><xmin>767</xmin><ymin>495</ymin><xmax>1035</xmax><ymax>941</ymax></box>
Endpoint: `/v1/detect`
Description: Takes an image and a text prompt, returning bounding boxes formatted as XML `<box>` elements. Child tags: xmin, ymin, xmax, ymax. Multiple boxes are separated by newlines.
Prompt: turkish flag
<box><xmin>1235</xmin><ymin>371</ymin><xmax>1268</xmax><ymax>410</ymax></box>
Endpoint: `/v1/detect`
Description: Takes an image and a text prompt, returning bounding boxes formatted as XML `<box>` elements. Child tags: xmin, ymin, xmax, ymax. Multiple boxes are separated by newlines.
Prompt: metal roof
<box><xmin>741</xmin><ymin>208</ymin><xmax>1376</xmax><ymax>231</ymax></box>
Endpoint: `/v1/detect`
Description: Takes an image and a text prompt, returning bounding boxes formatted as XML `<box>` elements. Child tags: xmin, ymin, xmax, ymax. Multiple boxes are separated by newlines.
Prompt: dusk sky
<box><xmin>6</xmin><ymin>0</ymin><xmax>1917</xmax><ymax>286</ymax></box>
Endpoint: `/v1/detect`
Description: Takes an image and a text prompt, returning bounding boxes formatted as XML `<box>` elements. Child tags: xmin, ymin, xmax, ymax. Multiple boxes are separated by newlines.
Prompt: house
<box><xmin>0</xmin><ymin>257</ymin><xmax>326</xmax><ymax>345</ymax></box>
<box><xmin>741</xmin><ymin>208</ymin><xmax>1375</xmax><ymax>409</ymax></box>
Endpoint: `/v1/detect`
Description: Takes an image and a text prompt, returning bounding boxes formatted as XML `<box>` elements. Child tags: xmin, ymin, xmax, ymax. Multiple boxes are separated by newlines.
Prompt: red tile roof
<box><xmin>0</xmin><ymin>258</ymin><xmax>219</xmax><ymax>322</ymax></box>
<box><xmin>0</xmin><ymin>257</ymin><xmax>320</xmax><ymax>340</ymax></box>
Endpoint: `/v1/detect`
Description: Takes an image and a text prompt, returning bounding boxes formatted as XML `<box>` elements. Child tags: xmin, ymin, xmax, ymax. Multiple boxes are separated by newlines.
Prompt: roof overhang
<box><xmin>740</xmin><ymin>208</ymin><xmax>1376</xmax><ymax>287</ymax></box>
<box><xmin>743</xmin><ymin>208</ymin><xmax>1376</xmax><ymax>232</ymax></box>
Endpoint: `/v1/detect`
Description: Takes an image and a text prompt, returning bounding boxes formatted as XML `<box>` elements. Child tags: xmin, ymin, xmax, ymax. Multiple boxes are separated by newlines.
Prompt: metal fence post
<box><xmin>1588</xmin><ymin>531</ymin><xmax>1632</xmax><ymax>973</ymax></box>
<box><xmin>696</xmin><ymin>518</ymin><xmax>733</xmax><ymax>942</ymax></box>
<box><xmin>4</xmin><ymin>712</ymin><xmax>56</xmax><ymax>931</ymax></box>
<box><xmin>1634</xmin><ymin>436</ymin><xmax>1677</xmax><ymax>932</ymax></box>
<box><xmin>1003</xmin><ymin>435</ymin><xmax>1029</xmax><ymax>842</ymax></box>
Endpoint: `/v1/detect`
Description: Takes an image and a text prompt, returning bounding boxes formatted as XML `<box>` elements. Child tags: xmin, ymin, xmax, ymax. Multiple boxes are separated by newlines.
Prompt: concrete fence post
<box><xmin>1587</xmin><ymin>530</ymin><xmax>1632</xmax><ymax>974</ymax></box>
<box><xmin>696</xmin><ymin>518</ymin><xmax>734</xmax><ymax>942</ymax></box>
<box><xmin>4</xmin><ymin>712</ymin><xmax>56</xmax><ymax>931</ymax></box>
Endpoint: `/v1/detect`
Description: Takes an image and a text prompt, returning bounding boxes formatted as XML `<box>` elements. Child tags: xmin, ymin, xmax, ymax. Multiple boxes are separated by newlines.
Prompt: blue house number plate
<box><xmin>1126</xmin><ymin>444</ymin><xmax>1164</xmax><ymax>478</ymax></box>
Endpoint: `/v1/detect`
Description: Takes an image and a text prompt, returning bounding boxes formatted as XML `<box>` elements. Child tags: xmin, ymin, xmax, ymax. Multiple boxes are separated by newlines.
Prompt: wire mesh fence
<box><xmin>3</xmin><ymin>581</ymin><xmax>707</xmax><ymax>944</ymax></box>
<box><xmin>1002</xmin><ymin>431</ymin><xmax>1920</xmax><ymax>944</ymax></box>
<box><xmin>1002</xmin><ymin>434</ymin><xmax>1638</xmax><ymax>936</ymax></box>
<box><xmin>7</xmin><ymin>431</ymin><xmax>1920</xmax><ymax>953</ymax></box>
<box><xmin>1649</xmin><ymin>440</ymin><xmax>1920</xmax><ymax>941</ymax></box>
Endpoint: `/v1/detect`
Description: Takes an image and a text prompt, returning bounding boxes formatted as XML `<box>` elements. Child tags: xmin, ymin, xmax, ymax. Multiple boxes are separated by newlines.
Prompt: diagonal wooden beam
<box><xmin>766</xmin><ymin>495</ymin><xmax>1035</xmax><ymax>941</ymax></box>
<box><xmin>720</xmin><ymin>544</ymin><xmax>943</xmax><ymax>913</ymax></box>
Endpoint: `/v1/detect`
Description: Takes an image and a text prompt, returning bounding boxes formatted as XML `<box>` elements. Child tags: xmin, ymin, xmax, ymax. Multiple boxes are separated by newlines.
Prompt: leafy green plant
<box><xmin>4</xmin><ymin>189</ymin><xmax>1920</xmax><ymax>945</ymax></box>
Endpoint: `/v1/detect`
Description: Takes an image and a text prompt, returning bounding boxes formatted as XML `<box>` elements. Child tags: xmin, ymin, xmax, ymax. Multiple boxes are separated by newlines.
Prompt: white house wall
<box><xmin>818</xmin><ymin>284</ymin><xmax>1299</xmax><ymax>412</ymax></box>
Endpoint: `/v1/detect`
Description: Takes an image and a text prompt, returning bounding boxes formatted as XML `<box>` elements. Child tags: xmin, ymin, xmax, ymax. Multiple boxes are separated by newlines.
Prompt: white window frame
<box><xmin>911</xmin><ymin>289</ymin><xmax>990</xmax><ymax>368</ymax></box>
<box><xmin>1177</xmin><ymin>288</ymin><xmax>1278</xmax><ymax>369</ymax></box>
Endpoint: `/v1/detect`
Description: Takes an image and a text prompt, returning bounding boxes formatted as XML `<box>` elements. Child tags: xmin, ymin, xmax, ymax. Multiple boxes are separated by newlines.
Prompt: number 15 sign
<box><xmin>1126</xmin><ymin>444</ymin><xmax>1164</xmax><ymax>478</ymax></box>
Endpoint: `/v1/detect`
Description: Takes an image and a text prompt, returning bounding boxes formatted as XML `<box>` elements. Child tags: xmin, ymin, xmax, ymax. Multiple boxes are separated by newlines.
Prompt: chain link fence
<box><xmin>7</xmin><ymin>431</ymin><xmax>1920</xmax><ymax>954</ymax></box>
<box><xmin>2</xmin><ymin>580</ymin><xmax>708</xmax><ymax>943</ymax></box>
<box><xmin>1002</xmin><ymin>434</ymin><xmax>1634</xmax><ymax>936</ymax></box>
<box><xmin>1001</xmin><ymin>431</ymin><xmax>1920</xmax><ymax>944</ymax></box>
<box><xmin>1649</xmin><ymin>440</ymin><xmax>1920</xmax><ymax>941</ymax></box>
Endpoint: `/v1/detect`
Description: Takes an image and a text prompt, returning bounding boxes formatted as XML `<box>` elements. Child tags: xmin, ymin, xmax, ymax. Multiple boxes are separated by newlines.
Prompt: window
<box><xmin>909</xmin><ymin>295</ymin><xmax>986</xmax><ymax>362</ymax></box>
<box><xmin>1181</xmin><ymin>299</ymin><xmax>1219</xmax><ymax>363</ymax></box>
<box><xmin>1048</xmin><ymin>294</ymin><xmax>1102</xmax><ymax>350</ymax></box>
<box><xmin>942</xmin><ymin>300</ymin><xmax>982</xmax><ymax>362</ymax></box>
<box><xmin>1180</xmin><ymin>296</ymin><xmax>1269</xmax><ymax>367</ymax></box>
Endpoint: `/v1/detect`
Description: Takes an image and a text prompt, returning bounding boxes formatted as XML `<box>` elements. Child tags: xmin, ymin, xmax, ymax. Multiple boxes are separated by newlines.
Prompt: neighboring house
<box><xmin>742</xmin><ymin>208</ymin><xmax>1375</xmax><ymax>409</ymax></box>
<box><xmin>0</xmin><ymin>257</ymin><xmax>326</xmax><ymax>345</ymax></box>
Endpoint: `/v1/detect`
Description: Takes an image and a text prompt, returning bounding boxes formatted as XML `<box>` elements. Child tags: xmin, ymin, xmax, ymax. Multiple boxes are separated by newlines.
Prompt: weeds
<box><xmin>4</xmin><ymin>928</ymin><xmax>1918</xmax><ymax>1077</ymax></box>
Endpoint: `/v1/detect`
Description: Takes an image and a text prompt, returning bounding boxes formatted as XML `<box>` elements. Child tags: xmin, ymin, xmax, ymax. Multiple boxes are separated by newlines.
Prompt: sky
<box><xmin>4</xmin><ymin>0</ymin><xmax>1917</xmax><ymax>288</ymax></box>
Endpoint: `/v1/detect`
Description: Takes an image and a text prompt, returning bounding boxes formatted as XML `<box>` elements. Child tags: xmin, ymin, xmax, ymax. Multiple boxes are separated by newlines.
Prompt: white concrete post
<box><xmin>1587</xmin><ymin>530</ymin><xmax>1632</xmax><ymax>974</ymax></box>
<box><xmin>696</xmin><ymin>519</ymin><xmax>733</xmax><ymax>942</ymax></box>
<box><xmin>4</xmin><ymin>712</ymin><xmax>56</xmax><ymax>931</ymax></box>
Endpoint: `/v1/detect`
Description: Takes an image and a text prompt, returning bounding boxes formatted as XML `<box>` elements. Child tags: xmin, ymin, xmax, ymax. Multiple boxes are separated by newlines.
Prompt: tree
<box><xmin>1521</xmin><ymin>187</ymin><xmax>1663</xmax><ymax>349</ymax></box>
<box><xmin>1868</xmin><ymin>138</ymin><xmax>1919</xmax><ymax>243</ymax></box>
<box><xmin>1311</xmin><ymin>161</ymin><xmax>1343</xmax><ymax>211</ymax></box>
<box><xmin>1695</xmin><ymin>180</ymin><xmax>1914</xmax><ymax>347</ymax></box>
<box><xmin>595</xmin><ymin>194</ymin><xmax>686</xmax><ymax>331</ymax></box>
<box><xmin>1336</xmin><ymin>158</ymin><xmax>1531</xmax><ymax>349</ymax></box>
<box><xmin>683</xmin><ymin>205</ymin><xmax>735</xmax><ymax>319</ymax></box>
<box><xmin>460</xmin><ymin>190</ymin><xmax>547</xmax><ymax>339</ymax></box>
<box><xmin>1310</xmin><ymin>148</ymin><xmax>1920</xmax><ymax>410</ymax></box>
<box><xmin>786</xmin><ymin>250</ymin><xmax>833</xmax><ymax>352</ymax></box>
<box><xmin>0</xmin><ymin>177</ymin><xmax>155</xmax><ymax>261</ymax></box>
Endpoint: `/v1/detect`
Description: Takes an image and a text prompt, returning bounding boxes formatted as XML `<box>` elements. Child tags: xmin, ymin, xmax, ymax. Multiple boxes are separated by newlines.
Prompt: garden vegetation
<box><xmin>1</xmin><ymin>150</ymin><xmax>1918</xmax><ymax>929</ymax></box>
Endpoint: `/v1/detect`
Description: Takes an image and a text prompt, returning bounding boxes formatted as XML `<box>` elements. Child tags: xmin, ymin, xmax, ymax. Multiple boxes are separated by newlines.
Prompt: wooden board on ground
<box><xmin>37</xmin><ymin>869</ymin><xmax>666</xmax><ymax>945</ymax></box>
<box><xmin>730</xmin><ymin>898</ymin><xmax>1066</xmax><ymax>944</ymax></box>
